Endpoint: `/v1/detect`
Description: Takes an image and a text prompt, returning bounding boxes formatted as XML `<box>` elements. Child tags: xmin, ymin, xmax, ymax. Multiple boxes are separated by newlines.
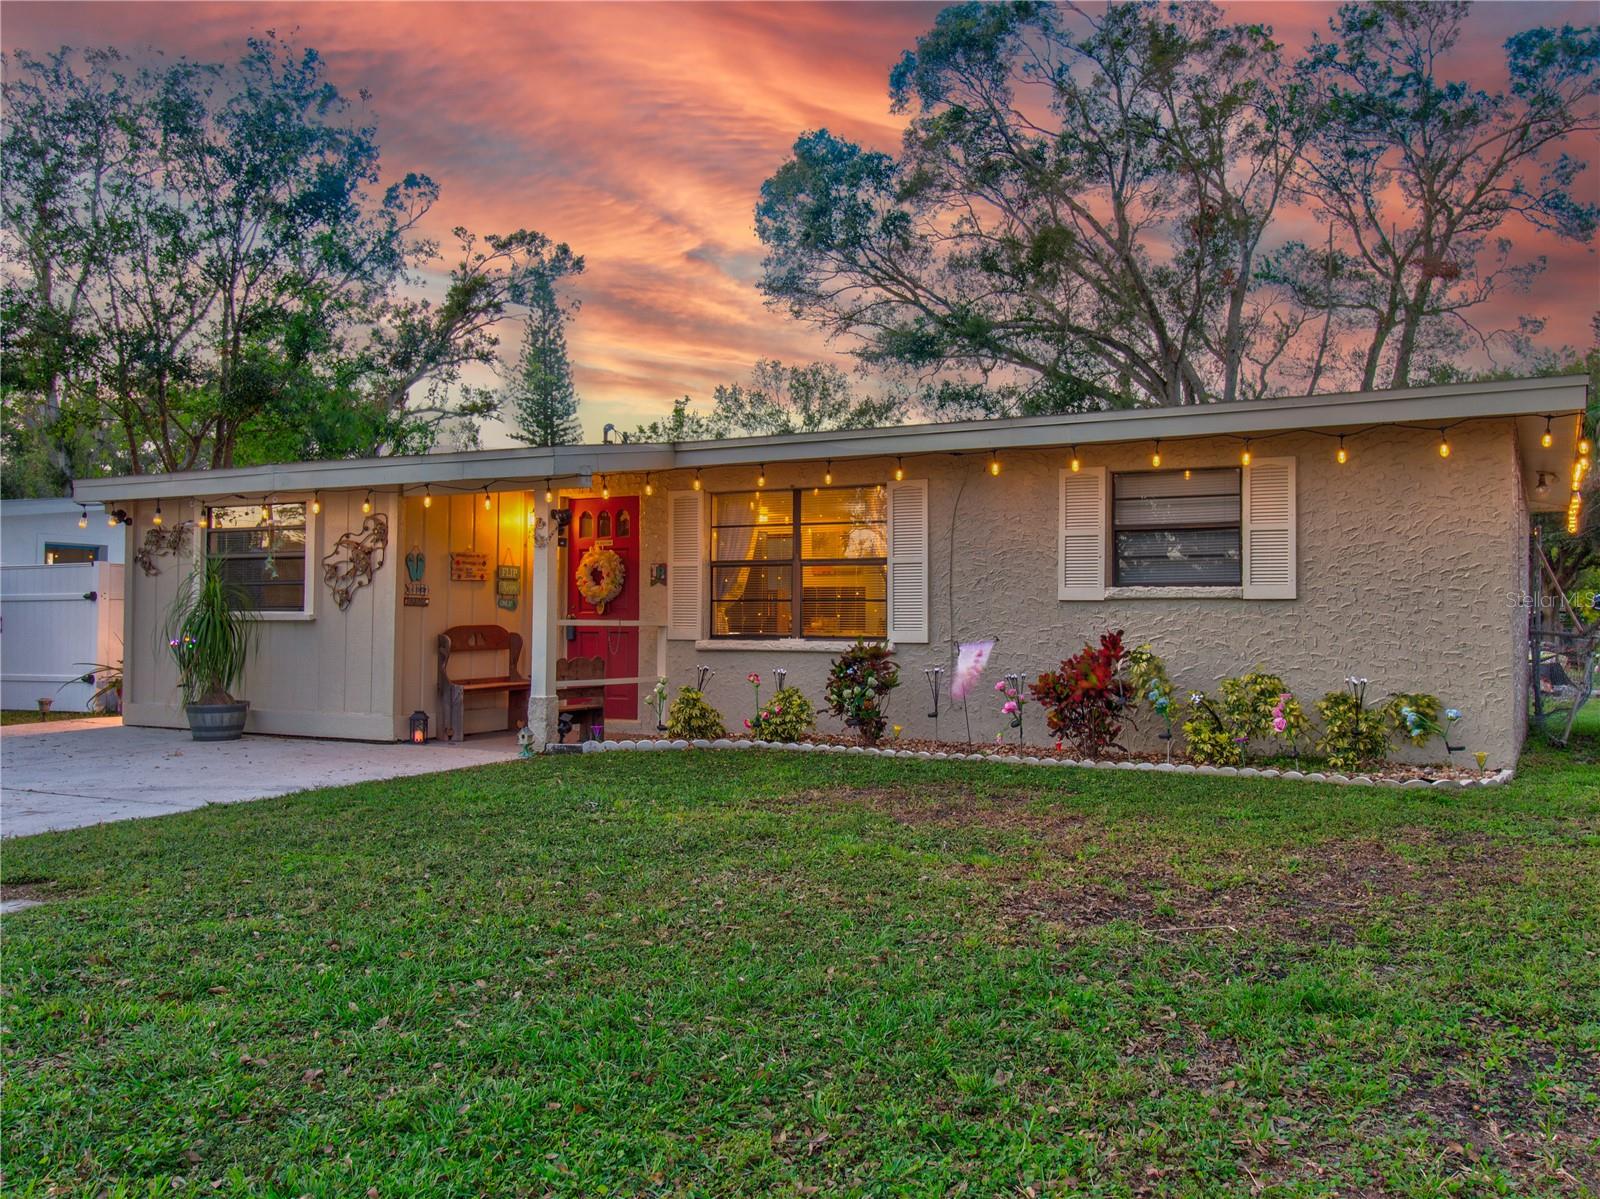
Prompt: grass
<box><xmin>2</xmin><ymin>731</ymin><xmax>1597</xmax><ymax>1197</ymax></box>
<box><xmin>0</xmin><ymin>709</ymin><xmax>114</xmax><ymax>726</ymax></box>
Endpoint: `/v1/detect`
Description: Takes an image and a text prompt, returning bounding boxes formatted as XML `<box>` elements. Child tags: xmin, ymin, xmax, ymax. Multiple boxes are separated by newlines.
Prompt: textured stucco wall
<box><xmin>596</xmin><ymin>420</ymin><xmax>1529</xmax><ymax>767</ymax></box>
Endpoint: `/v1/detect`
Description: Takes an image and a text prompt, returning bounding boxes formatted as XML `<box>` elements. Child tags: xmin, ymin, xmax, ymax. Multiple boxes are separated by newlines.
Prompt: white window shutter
<box><xmin>1059</xmin><ymin>466</ymin><xmax>1107</xmax><ymax>600</ymax></box>
<box><xmin>666</xmin><ymin>490</ymin><xmax>704</xmax><ymax>639</ymax></box>
<box><xmin>886</xmin><ymin>479</ymin><xmax>929</xmax><ymax>644</ymax></box>
<box><xmin>1242</xmin><ymin>456</ymin><xmax>1296</xmax><ymax>599</ymax></box>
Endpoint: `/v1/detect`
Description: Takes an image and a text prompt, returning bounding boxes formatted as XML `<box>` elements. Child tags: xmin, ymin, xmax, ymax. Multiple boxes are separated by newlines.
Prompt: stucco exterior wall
<box><xmin>602</xmin><ymin>420</ymin><xmax>1528</xmax><ymax>767</ymax></box>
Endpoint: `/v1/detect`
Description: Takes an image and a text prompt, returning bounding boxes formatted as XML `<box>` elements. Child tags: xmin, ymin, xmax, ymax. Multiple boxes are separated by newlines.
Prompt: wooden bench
<box><xmin>437</xmin><ymin>625</ymin><xmax>529</xmax><ymax>744</ymax></box>
<box><xmin>556</xmin><ymin>655</ymin><xmax>606</xmax><ymax>743</ymax></box>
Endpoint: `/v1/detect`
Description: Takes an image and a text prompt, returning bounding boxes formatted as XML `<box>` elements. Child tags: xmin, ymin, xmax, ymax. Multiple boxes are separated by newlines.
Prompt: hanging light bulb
<box><xmin>152</xmin><ymin>502</ymin><xmax>164</xmax><ymax>527</ymax></box>
<box><xmin>311</xmin><ymin>494</ymin><xmax>321</xmax><ymax>516</ymax></box>
<box><xmin>1151</xmin><ymin>441</ymin><xmax>1162</xmax><ymax>468</ymax></box>
<box><xmin>1240</xmin><ymin>440</ymin><xmax>1252</xmax><ymax>467</ymax></box>
<box><xmin>108</xmin><ymin>511</ymin><xmax>120</xmax><ymax>527</ymax></box>
<box><xmin>692</xmin><ymin>471</ymin><xmax>702</xmax><ymax>491</ymax></box>
<box><xmin>543</xmin><ymin>479</ymin><xmax>554</xmax><ymax>504</ymax></box>
<box><xmin>261</xmin><ymin>501</ymin><xmax>271</xmax><ymax>523</ymax></box>
<box><xmin>894</xmin><ymin>457</ymin><xmax>904</xmax><ymax>483</ymax></box>
<box><xmin>1438</xmin><ymin>430</ymin><xmax>1451</xmax><ymax>459</ymax></box>
<box><xmin>1535</xmin><ymin>472</ymin><xmax>1551</xmax><ymax>498</ymax></box>
<box><xmin>1542</xmin><ymin>417</ymin><xmax>1554</xmax><ymax>449</ymax></box>
<box><xmin>196</xmin><ymin>510</ymin><xmax>208</xmax><ymax>530</ymax></box>
<box><xmin>757</xmin><ymin>464</ymin><xmax>766</xmax><ymax>488</ymax></box>
<box><xmin>1336</xmin><ymin>436</ymin><xmax>1349</xmax><ymax>465</ymax></box>
<box><xmin>77</xmin><ymin>506</ymin><xmax>88</xmax><ymax>529</ymax></box>
<box><xmin>362</xmin><ymin>491</ymin><xmax>373</xmax><ymax>515</ymax></box>
<box><xmin>645</xmin><ymin>474</ymin><xmax>654</xmax><ymax>497</ymax></box>
<box><xmin>823</xmin><ymin>460</ymin><xmax>832</xmax><ymax>486</ymax></box>
<box><xmin>988</xmin><ymin>451</ymin><xmax>1000</xmax><ymax>476</ymax></box>
<box><xmin>1069</xmin><ymin>446</ymin><xmax>1080</xmax><ymax>473</ymax></box>
<box><xmin>1184</xmin><ymin>468</ymin><xmax>1192</xmax><ymax>480</ymax></box>
<box><xmin>483</xmin><ymin>487</ymin><xmax>492</xmax><ymax>510</ymax></box>
<box><xmin>422</xmin><ymin>486</ymin><xmax>432</xmax><ymax>510</ymax></box>
<box><xmin>600</xmin><ymin>475</ymin><xmax>610</xmax><ymax>500</ymax></box>
<box><xmin>1580</xmin><ymin>436</ymin><xmax>1593</xmax><ymax>456</ymax></box>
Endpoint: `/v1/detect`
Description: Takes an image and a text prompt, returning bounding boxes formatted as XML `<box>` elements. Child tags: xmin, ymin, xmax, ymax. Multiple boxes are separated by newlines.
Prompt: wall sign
<box><xmin>403</xmin><ymin>547</ymin><xmax>430</xmax><ymax>607</ymax></box>
<box><xmin>496</xmin><ymin>563</ymin><xmax>521</xmax><ymax>612</ymax></box>
<box><xmin>450</xmin><ymin>551</ymin><xmax>489</xmax><ymax>582</ymax></box>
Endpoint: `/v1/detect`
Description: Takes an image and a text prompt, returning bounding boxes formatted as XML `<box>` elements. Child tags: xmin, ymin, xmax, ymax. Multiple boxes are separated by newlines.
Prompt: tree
<box><xmin>757</xmin><ymin>2</ymin><xmax>1310</xmax><ymax>409</ymax></box>
<box><xmin>502</xmin><ymin>284</ymin><xmax>583</xmax><ymax>446</ymax></box>
<box><xmin>633</xmin><ymin>359</ymin><xmax>901</xmax><ymax>441</ymax></box>
<box><xmin>0</xmin><ymin>38</ymin><xmax>582</xmax><ymax>485</ymax></box>
<box><xmin>1280</xmin><ymin>2</ymin><xmax>1600</xmax><ymax>391</ymax></box>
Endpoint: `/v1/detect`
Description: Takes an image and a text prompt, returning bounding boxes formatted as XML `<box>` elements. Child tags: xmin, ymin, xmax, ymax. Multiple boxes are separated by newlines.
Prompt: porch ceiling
<box><xmin>72</xmin><ymin>374</ymin><xmax>1587</xmax><ymax>505</ymax></box>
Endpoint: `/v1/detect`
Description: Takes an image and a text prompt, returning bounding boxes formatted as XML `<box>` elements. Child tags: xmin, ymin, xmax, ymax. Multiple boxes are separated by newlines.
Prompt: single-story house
<box><xmin>72</xmin><ymin>375</ymin><xmax>1590</xmax><ymax>767</ymax></box>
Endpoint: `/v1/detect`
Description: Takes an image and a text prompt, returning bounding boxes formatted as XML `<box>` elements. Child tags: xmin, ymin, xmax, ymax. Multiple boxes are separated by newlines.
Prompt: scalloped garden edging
<box><xmin>564</xmin><ymin>738</ymin><xmax>1514</xmax><ymax>790</ymax></box>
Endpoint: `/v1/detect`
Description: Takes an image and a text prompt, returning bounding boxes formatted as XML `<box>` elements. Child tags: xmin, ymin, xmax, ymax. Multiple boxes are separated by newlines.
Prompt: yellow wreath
<box><xmin>575</xmin><ymin>544</ymin><xmax>625</xmax><ymax>613</ymax></box>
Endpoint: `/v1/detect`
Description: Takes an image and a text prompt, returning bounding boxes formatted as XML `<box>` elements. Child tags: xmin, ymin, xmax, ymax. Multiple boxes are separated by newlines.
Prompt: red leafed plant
<box><xmin>1030</xmin><ymin>630</ymin><xmax>1133</xmax><ymax>757</ymax></box>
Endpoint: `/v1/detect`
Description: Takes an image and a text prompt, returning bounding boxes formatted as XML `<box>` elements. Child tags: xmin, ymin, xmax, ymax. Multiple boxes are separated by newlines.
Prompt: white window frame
<box><xmin>200</xmin><ymin>495</ymin><xmax>318</xmax><ymax>621</ymax></box>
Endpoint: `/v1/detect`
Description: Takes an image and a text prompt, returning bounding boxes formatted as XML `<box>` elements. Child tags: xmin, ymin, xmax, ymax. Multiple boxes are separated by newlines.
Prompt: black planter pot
<box><xmin>186</xmin><ymin>701</ymin><xmax>249</xmax><ymax>742</ymax></box>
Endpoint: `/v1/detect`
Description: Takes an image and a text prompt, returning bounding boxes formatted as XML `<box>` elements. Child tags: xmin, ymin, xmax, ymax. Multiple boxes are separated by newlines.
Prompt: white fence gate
<box><xmin>0</xmin><ymin>562</ymin><xmax>124</xmax><ymax>712</ymax></box>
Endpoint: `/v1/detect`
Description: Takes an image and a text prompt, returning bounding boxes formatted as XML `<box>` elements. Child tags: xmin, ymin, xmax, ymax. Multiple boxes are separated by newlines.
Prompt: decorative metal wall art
<box><xmin>322</xmin><ymin>513</ymin><xmax>388</xmax><ymax>611</ymax></box>
<box><xmin>133</xmin><ymin>522</ymin><xmax>193</xmax><ymax>576</ymax></box>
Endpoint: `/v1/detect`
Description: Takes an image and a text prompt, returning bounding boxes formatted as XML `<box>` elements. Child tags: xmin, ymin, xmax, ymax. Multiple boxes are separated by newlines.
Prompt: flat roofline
<box><xmin>72</xmin><ymin>374</ymin><xmax>1588</xmax><ymax>503</ymax></box>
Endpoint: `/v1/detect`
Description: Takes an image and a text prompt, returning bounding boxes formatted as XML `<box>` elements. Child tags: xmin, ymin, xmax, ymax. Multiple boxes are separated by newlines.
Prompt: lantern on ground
<box><xmin>408</xmin><ymin>710</ymin><xmax>430</xmax><ymax>744</ymax></box>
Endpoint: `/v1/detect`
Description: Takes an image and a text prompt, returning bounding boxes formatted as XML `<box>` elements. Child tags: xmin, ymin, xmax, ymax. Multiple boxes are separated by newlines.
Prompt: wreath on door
<box><xmin>575</xmin><ymin>544</ymin><xmax>626</xmax><ymax>613</ymax></box>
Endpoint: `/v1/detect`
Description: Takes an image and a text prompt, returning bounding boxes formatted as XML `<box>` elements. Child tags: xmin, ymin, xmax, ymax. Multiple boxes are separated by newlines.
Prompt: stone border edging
<box><xmin>560</xmin><ymin>738</ymin><xmax>1514</xmax><ymax>789</ymax></box>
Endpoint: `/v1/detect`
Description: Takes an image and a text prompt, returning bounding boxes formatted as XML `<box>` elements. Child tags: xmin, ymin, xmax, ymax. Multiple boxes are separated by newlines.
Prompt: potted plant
<box><xmin>163</xmin><ymin>560</ymin><xmax>254</xmax><ymax>741</ymax></box>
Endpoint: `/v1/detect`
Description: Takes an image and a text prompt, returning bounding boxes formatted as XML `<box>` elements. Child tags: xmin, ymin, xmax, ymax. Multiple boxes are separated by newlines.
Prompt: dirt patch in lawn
<box><xmin>0</xmin><ymin>879</ymin><xmax>80</xmax><ymax>905</ymax></box>
<box><xmin>1000</xmin><ymin>838</ymin><xmax>1517</xmax><ymax>942</ymax></box>
<box><xmin>770</xmin><ymin>784</ymin><xmax>1097</xmax><ymax>839</ymax></box>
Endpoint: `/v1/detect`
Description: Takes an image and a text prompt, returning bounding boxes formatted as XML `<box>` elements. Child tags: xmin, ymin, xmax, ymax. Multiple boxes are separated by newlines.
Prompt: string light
<box><xmin>261</xmin><ymin>501</ymin><xmax>271</xmax><ymax>523</ymax></box>
<box><xmin>644</xmin><ymin>474</ymin><xmax>654</xmax><ymax>497</ymax></box>
<box><xmin>1240</xmin><ymin>440</ymin><xmax>1252</xmax><ymax>467</ymax></box>
<box><xmin>196</xmin><ymin>510</ymin><xmax>208</xmax><ymax>529</ymax></box>
<box><xmin>77</xmin><ymin>506</ymin><xmax>88</xmax><ymax>529</ymax></box>
<box><xmin>483</xmin><ymin>487</ymin><xmax>493</xmax><ymax>510</ymax></box>
<box><xmin>1151</xmin><ymin>441</ymin><xmax>1162</xmax><ymax>468</ymax></box>
<box><xmin>152</xmin><ymin>502</ymin><xmax>163</xmax><ymax>527</ymax></box>
<box><xmin>1437</xmin><ymin>429</ymin><xmax>1451</xmax><ymax>459</ymax></box>
<box><xmin>311</xmin><ymin>494</ymin><xmax>321</xmax><ymax>516</ymax></box>
<box><xmin>1184</xmin><ymin>468</ymin><xmax>1192</xmax><ymax>480</ymax></box>
<box><xmin>894</xmin><ymin>457</ymin><xmax>904</xmax><ymax>482</ymax></box>
<box><xmin>1579</xmin><ymin>434</ymin><xmax>1592</xmax><ymax>456</ymax></box>
<box><xmin>1336</xmin><ymin>436</ymin><xmax>1348</xmax><ymax>465</ymax></box>
<box><xmin>362</xmin><ymin>491</ymin><xmax>373</xmax><ymax>515</ymax></box>
<box><xmin>1542</xmin><ymin>417</ymin><xmax>1553</xmax><ymax>449</ymax></box>
<box><xmin>757</xmin><ymin>464</ymin><xmax>766</xmax><ymax>488</ymax></box>
<box><xmin>823</xmin><ymin>460</ymin><xmax>832</xmax><ymax>486</ymax></box>
<box><xmin>1069</xmin><ymin>446</ymin><xmax>1080</xmax><ymax>473</ymax></box>
<box><xmin>108</xmin><ymin>511</ymin><xmax>120</xmax><ymax>527</ymax></box>
<box><xmin>544</xmin><ymin>480</ymin><xmax>554</xmax><ymax>504</ymax></box>
<box><xmin>988</xmin><ymin>451</ymin><xmax>1000</xmax><ymax>476</ymax></box>
<box><xmin>600</xmin><ymin>476</ymin><xmax>610</xmax><ymax>500</ymax></box>
<box><xmin>692</xmin><ymin>471</ymin><xmax>702</xmax><ymax>491</ymax></box>
<box><xmin>422</xmin><ymin>486</ymin><xmax>432</xmax><ymax>509</ymax></box>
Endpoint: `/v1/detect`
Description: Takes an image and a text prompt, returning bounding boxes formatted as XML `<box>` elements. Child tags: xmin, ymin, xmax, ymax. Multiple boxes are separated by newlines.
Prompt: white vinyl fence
<box><xmin>0</xmin><ymin>562</ymin><xmax>124</xmax><ymax>712</ymax></box>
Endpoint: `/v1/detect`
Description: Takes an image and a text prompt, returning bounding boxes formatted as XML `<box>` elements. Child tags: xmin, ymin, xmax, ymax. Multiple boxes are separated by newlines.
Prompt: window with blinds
<box><xmin>206</xmin><ymin>502</ymin><xmax>309</xmax><ymax>611</ymax></box>
<box><xmin>709</xmin><ymin>485</ymin><xmax>887</xmax><ymax>638</ymax></box>
<box><xmin>1112</xmin><ymin>469</ymin><xmax>1242</xmax><ymax>586</ymax></box>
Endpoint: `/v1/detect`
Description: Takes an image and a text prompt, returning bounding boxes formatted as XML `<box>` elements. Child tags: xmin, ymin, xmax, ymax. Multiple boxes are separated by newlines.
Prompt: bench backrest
<box><xmin>438</xmin><ymin>624</ymin><xmax>523</xmax><ymax>681</ymax></box>
<box><xmin>556</xmin><ymin>654</ymin><xmax>606</xmax><ymax>702</ymax></box>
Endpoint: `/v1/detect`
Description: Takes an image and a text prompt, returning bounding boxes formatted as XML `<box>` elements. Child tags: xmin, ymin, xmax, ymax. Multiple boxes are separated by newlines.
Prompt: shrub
<box><xmin>666</xmin><ymin>687</ymin><xmax>725</xmax><ymax>740</ymax></box>
<box><xmin>1030</xmin><ymin>630</ymin><xmax>1131</xmax><ymax>758</ymax></box>
<box><xmin>1384</xmin><ymin>692</ymin><xmax>1441</xmax><ymax>747</ymax></box>
<box><xmin>1315</xmin><ymin>678</ymin><xmax>1390</xmax><ymax>770</ymax></box>
<box><xmin>1220</xmin><ymin>670</ymin><xmax>1309</xmax><ymax>755</ymax></box>
<box><xmin>747</xmin><ymin>687</ymin><xmax>816</xmax><ymax>742</ymax></box>
<box><xmin>824</xmin><ymin>641</ymin><xmax>899</xmax><ymax>744</ymax></box>
<box><xmin>1180</xmin><ymin>691</ymin><xmax>1247</xmax><ymax>766</ymax></box>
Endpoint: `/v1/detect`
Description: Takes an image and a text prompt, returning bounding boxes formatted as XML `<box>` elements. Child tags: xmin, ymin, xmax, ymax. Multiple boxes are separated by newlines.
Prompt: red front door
<box><xmin>566</xmin><ymin>495</ymin><xmax>640</xmax><ymax>722</ymax></box>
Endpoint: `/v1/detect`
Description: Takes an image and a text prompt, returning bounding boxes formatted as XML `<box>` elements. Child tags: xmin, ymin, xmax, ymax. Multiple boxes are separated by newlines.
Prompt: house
<box><xmin>70</xmin><ymin>375</ymin><xmax>1590</xmax><ymax>766</ymax></box>
<box><xmin>0</xmin><ymin>498</ymin><xmax>125</xmax><ymax>712</ymax></box>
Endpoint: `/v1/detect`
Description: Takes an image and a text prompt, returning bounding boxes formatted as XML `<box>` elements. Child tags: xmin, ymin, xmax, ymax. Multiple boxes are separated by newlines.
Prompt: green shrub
<box><xmin>1384</xmin><ymin>692</ymin><xmax>1442</xmax><ymax>747</ymax></box>
<box><xmin>824</xmin><ymin>641</ymin><xmax>899</xmax><ymax>744</ymax></box>
<box><xmin>666</xmin><ymin>687</ymin><xmax>725</xmax><ymax>740</ymax></box>
<box><xmin>1315</xmin><ymin>685</ymin><xmax>1390</xmax><ymax>770</ymax></box>
<box><xmin>747</xmin><ymin>687</ymin><xmax>816</xmax><ymax>742</ymax></box>
<box><xmin>1126</xmin><ymin>644</ymin><xmax>1174</xmax><ymax>722</ymax></box>
<box><xmin>1220</xmin><ymin>670</ymin><xmax>1309</xmax><ymax>752</ymax></box>
<box><xmin>1180</xmin><ymin>691</ymin><xmax>1247</xmax><ymax>766</ymax></box>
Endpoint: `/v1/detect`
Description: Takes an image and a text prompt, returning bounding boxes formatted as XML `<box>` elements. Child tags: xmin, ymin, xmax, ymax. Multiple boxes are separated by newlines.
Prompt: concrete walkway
<box><xmin>1</xmin><ymin>719</ymin><xmax>521</xmax><ymax>838</ymax></box>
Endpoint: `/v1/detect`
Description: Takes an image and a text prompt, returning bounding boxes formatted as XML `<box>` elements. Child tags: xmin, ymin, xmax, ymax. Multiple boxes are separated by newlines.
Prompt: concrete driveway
<box><xmin>1</xmin><ymin>718</ymin><xmax>521</xmax><ymax>838</ymax></box>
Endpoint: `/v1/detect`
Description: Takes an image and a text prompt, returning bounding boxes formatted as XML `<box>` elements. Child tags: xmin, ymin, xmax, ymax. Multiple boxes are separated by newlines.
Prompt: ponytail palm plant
<box><xmin>163</xmin><ymin>559</ymin><xmax>254</xmax><ymax>706</ymax></box>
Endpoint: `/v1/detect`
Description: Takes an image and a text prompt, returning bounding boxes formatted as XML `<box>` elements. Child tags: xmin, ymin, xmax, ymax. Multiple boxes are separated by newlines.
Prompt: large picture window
<box><xmin>205</xmin><ymin>502</ymin><xmax>310</xmax><ymax>612</ymax></box>
<box><xmin>1112</xmin><ymin>469</ymin><xmax>1241</xmax><ymax>586</ymax></box>
<box><xmin>710</xmin><ymin>486</ymin><xmax>888</xmax><ymax>638</ymax></box>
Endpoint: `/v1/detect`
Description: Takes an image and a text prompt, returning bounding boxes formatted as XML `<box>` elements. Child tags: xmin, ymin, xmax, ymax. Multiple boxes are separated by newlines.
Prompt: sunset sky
<box><xmin>4</xmin><ymin>1</ymin><xmax>1596</xmax><ymax>445</ymax></box>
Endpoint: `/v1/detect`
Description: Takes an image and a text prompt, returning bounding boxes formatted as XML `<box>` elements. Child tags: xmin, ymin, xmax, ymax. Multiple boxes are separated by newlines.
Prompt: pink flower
<box><xmin>743</xmin><ymin>718</ymin><xmax>752</xmax><ymax>729</ymax></box>
<box><xmin>747</xmin><ymin>672</ymin><xmax>761</xmax><ymax>685</ymax></box>
<box><xmin>1272</xmin><ymin>716</ymin><xmax>1287</xmax><ymax>733</ymax></box>
<box><xmin>995</xmin><ymin>680</ymin><xmax>1007</xmax><ymax>692</ymax></box>
<box><xmin>1002</xmin><ymin>700</ymin><xmax>1018</xmax><ymax>714</ymax></box>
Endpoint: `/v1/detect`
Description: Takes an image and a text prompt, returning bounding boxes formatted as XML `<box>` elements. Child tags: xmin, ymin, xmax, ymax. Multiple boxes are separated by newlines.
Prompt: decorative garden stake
<box><xmin>695</xmin><ymin>665</ymin><xmax>715</xmax><ymax>692</ymax></box>
<box><xmin>997</xmin><ymin>673</ymin><xmax>1027</xmax><ymax>744</ymax></box>
<box><xmin>747</xmin><ymin>671</ymin><xmax>762</xmax><ymax>709</ymax></box>
<box><xmin>772</xmin><ymin>667</ymin><xmax>787</xmax><ymax>693</ymax></box>
<box><xmin>648</xmin><ymin>677</ymin><xmax>669</xmax><ymax>731</ymax></box>
<box><xmin>924</xmin><ymin>665</ymin><xmax>944</xmax><ymax>738</ymax></box>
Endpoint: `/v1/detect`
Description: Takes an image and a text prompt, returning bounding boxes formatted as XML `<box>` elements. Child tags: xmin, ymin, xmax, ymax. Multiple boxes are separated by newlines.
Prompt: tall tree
<box><xmin>757</xmin><ymin>2</ymin><xmax>1309</xmax><ymax>409</ymax></box>
<box><xmin>0</xmin><ymin>38</ymin><xmax>581</xmax><ymax>484</ymax></box>
<box><xmin>502</xmin><ymin>284</ymin><xmax>583</xmax><ymax>446</ymax></box>
<box><xmin>1287</xmin><ymin>2</ymin><xmax>1599</xmax><ymax>391</ymax></box>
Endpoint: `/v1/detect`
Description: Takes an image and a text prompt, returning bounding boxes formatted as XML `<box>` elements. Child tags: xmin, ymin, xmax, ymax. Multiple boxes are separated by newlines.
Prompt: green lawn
<box><xmin>0</xmin><ymin>709</ymin><xmax>114</xmax><ymax>726</ymax></box>
<box><xmin>2</xmin><ymin>734</ymin><xmax>1597</xmax><ymax>1197</ymax></box>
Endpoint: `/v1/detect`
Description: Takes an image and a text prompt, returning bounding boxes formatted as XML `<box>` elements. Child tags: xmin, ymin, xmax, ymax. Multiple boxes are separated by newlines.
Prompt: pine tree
<box><xmin>504</xmin><ymin>295</ymin><xmax>582</xmax><ymax>445</ymax></box>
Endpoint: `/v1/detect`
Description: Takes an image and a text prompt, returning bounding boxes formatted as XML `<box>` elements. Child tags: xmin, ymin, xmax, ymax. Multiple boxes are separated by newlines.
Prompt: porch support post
<box><xmin>526</xmin><ymin>493</ymin><xmax>562</xmax><ymax>747</ymax></box>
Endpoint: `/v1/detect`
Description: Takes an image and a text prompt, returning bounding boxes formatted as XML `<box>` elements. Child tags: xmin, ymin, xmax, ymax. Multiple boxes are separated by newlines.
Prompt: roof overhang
<box><xmin>71</xmin><ymin>374</ymin><xmax>1588</xmax><ymax>510</ymax></box>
